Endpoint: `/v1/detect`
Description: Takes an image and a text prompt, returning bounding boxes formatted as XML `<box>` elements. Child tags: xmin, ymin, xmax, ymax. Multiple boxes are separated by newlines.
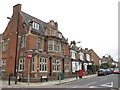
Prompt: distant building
<box><xmin>89</xmin><ymin>49</ymin><xmax>100</xmax><ymax>66</ymax></box>
<box><xmin>69</xmin><ymin>41</ymin><xmax>80</xmax><ymax>72</ymax></box>
<box><xmin>101</xmin><ymin>55</ymin><xmax>118</xmax><ymax>68</ymax></box>
<box><xmin>101</xmin><ymin>56</ymin><xmax>108</xmax><ymax>64</ymax></box>
<box><xmin>70</xmin><ymin>41</ymin><xmax>93</xmax><ymax>72</ymax></box>
<box><xmin>0</xmin><ymin>34</ymin><xmax>2</xmax><ymax>78</ymax></box>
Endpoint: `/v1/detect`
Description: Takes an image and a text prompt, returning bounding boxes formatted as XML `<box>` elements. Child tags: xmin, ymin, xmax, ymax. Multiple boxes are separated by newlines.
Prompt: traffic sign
<box><xmin>27</xmin><ymin>52</ymin><xmax>32</xmax><ymax>59</ymax></box>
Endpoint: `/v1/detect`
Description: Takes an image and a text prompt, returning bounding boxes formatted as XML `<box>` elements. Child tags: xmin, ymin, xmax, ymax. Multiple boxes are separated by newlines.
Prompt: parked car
<box><xmin>109</xmin><ymin>68</ymin><xmax>114</xmax><ymax>73</ymax></box>
<box><xmin>97</xmin><ymin>69</ymin><xmax>107</xmax><ymax>76</ymax></box>
<box><xmin>105</xmin><ymin>68</ymin><xmax>112</xmax><ymax>74</ymax></box>
<box><xmin>113</xmin><ymin>68</ymin><xmax>120</xmax><ymax>74</ymax></box>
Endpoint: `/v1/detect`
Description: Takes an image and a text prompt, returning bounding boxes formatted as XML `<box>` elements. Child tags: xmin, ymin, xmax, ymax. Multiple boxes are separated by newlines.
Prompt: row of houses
<box><xmin>0</xmin><ymin>4</ymin><xmax>101</xmax><ymax>81</ymax></box>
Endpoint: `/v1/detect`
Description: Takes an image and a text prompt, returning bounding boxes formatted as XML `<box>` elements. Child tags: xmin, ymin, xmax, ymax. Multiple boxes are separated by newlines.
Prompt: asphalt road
<box><xmin>2</xmin><ymin>74</ymin><xmax>120</xmax><ymax>90</ymax></box>
<box><xmin>61</xmin><ymin>74</ymin><xmax>119</xmax><ymax>89</ymax></box>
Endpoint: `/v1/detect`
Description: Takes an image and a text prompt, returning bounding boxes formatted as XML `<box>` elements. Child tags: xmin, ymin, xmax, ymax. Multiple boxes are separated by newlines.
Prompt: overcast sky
<box><xmin>0</xmin><ymin>0</ymin><xmax>119</xmax><ymax>61</ymax></box>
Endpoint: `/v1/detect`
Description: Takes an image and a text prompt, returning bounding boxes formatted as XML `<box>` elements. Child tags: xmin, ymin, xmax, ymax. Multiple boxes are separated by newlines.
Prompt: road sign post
<box><xmin>27</xmin><ymin>52</ymin><xmax>32</xmax><ymax>85</ymax></box>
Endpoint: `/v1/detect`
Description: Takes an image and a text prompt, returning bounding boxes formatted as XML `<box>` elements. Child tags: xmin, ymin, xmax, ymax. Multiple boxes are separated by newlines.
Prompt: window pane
<box><xmin>23</xmin><ymin>64</ymin><xmax>24</xmax><ymax>70</ymax></box>
<box><xmin>54</xmin><ymin>41</ymin><xmax>57</xmax><ymax>51</ymax></box>
<box><xmin>37</xmin><ymin>38</ymin><xmax>42</xmax><ymax>49</ymax></box>
<box><xmin>61</xmin><ymin>45</ymin><xmax>64</xmax><ymax>54</ymax></box>
<box><xmin>40</xmin><ymin>64</ymin><xmax>41</xmax><ymax>71</ymax></box>
<box><xmin>50</xmin><ymin>29</ymin><xmax>55</xmax><ymax>36</ymax></box>
<box><xmin>40</xmin><ymin>58</ymin><xmax>42</xmax><ymax>62</ymax></box>
<box><xmin>45</xmin><ymin>58</ymin><xmax>46</xmax><ymax>63</ymax></box>
<box><xmin>42</xmin><ymin>64</ymin><xmax>44</xmax><ymax>71</ymax></box>
<box><xmin>49</xmin><ymin>40</ymin><xmax>53</xmax><ymax>51</ymax></box>
<box><xmin>45</xmin><ymin>64</ymin><xmax>46</xmax><ymax>71</ymax></box>
<box><xmin>20</xmin><ymin>64</ymin><xmax>22</xmax><ymax>70</ymax></box>
<box><xmin>21</xmin><ymin>35</ymin><xmax>26</xmax><ymax>48</ymax></box>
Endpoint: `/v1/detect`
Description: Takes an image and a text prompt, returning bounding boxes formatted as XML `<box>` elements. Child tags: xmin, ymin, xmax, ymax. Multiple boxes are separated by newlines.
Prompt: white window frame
<box><xmin>32</xmin><ymin>22</ymin><xmax>40</xmax><ymax>30</ymax></box>
<box><xmin>21</xmin><ymin>35</ymin><xmax>26</xmax><ymax>48</ymax></box>
<box><xmin>48</xmin><ymin>40</ymin><xmax>53</xmax><ymax>51</ymax></box>
<box><xmin>80</xmin><ymin>52</ymin><xmax>84</xmax><ymax>61</ymax></box>
<box><xmin>71</xmin><ymin>50</ymin><xmax>76</xmax><ymax>59</ymax></box>
<box><xmin>2</xmin><ymin>59</ymin><xmax>6</xmax><ymax>71</ymax></box>
<box><xmin>2</xmin><ymin>39</ymin><xmax>8</xmax><ymax>51</ymax></box>
<box><xmin>37</xmin><ymin>38</ymin><xmax>42</xmax><ymax>49</ymax></box>
<box><xmin>58</xmin><ymin>33</ymin><xmax>62</xmax><ymax>38</ymax></box>
<box><xmin>65</xmin><ymin>60</ymin><xmax>70</xmax><ymax>72</ymax></box>
<box><xmin>32</xmin><ymin>57</ymin><xmax>37</xmax><ymax>72</ymax></box>
<box><xmin>39</xmin><ymin>57</ymin><xmax>47</xmax><ymax>72</ymax></box>
<box><xmin>50</xmin><ymin>29</ymin><xmax>55</xmax><ymax>36</ymax></box>
<box><xmin>54</xmin><ymin>40</ymin><xmax>57</xmax><ymax>51</ymax></box>
<box><xmin>86</xmin><ymin>54</ymin><xmax>90</xmax><ymax>61</ymax></box>
<box><xmin>61</xmin><ymin>45</ymin><xmax>64</xmax><ymax>54</ymax></box>
<box><xmin>53</xmin><ymin>59</ymin><xmax>61</xmax><ymax>72</ymax></box>
<box><xmin>19</xmin><ymin>58</ymin><xmax>25</xmax><ymax>71</ymax></box>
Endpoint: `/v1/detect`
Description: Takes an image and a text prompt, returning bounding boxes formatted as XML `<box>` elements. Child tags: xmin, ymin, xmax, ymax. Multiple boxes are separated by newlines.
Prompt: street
<box><xmin>61</xmin><ymin>74</ymin><xmax>119</xmax><ymax>89</ymax></box>
<box><xmin>1</xmin><ymin>74</ymin><xmax>120</xmax><ymax>90</ymax></box>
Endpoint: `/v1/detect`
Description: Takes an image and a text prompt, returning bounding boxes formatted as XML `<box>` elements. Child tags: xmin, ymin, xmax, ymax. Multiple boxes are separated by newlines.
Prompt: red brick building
<box><xmin>1</xmin><ymin>4</ymin><xmax>71</xmax><ymax>81</ymax></box>
<box><xmin>0</xmin><ymin>34</ymin><xmax>2</xmax><ymax>73</ymax></box>
<box><xmin>89</xmin><ymin>49</ymin><xmax>100</xmax><ymax>65</ymax></box>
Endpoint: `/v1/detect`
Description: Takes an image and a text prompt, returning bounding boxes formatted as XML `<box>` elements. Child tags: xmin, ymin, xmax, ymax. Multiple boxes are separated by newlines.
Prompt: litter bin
<box><xmin>59</xmin><ymin>73</ymin><xmax>64</xmax><ymax>80</ymax></box>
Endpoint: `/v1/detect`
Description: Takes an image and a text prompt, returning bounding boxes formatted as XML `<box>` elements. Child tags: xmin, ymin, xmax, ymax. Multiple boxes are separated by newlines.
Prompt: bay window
<box><xmin>49</xmin><ymin>40</ymin><xmax>53</xmax><ymax>51</ymax></box>
<box><xmin>54</xmin><ymin>41</ymin><xmax>57</xmax><ymax>51</ymax></box>
<box><xmin>61</xmin><ymin>45</ymin><xmax>64</xmax><ymax>54</ymax></box>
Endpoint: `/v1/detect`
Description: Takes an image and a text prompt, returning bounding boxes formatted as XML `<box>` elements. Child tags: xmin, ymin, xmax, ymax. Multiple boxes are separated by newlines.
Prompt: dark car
<box><xmin>97</xmin><ymin>69</ymin><xmax>107</xmax><ymax>76</ymax></box>
<box><xmin>105</xmin><ymin>68</ymin><xmax>112</xmax><ymax>74</ymax></box>
<box><xmin>109</xmin><ymin>68</ymin><xmax>114</xmax><ymax>73</ymax></box>
<box><xmin>113</xmin><ymin>68</ymin><xmax>120</xmax><ymax>74</ymax></box>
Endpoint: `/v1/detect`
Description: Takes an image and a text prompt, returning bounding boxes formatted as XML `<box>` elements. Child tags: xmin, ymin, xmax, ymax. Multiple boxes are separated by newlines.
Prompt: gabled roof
<box><xmin>89</xmin><ymin>49</ymin><xmax>100</xmax><ymax>59</ymax></box>
<box><xmin>20</xmin><ymin>11</ymin><xmax>48</xmax><ymax>35</ymax></box>
<box><xmin>20</xmin><ymin>11</ymin><xmax>68</xmax><ymax>44</ymax></box>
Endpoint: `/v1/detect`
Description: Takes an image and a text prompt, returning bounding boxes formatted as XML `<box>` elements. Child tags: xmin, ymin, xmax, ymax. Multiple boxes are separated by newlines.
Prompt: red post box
<box><xmin>79</xmin><ymin>70</ymin><xmax>83</xmax><ymax>78</ymax></box>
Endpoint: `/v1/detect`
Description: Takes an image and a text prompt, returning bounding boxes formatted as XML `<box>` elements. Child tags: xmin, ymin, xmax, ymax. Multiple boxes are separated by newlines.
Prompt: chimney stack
<box><xmin>13</xmin><ymin>4</ymin><xmax>21</xmax><ymax>16</ymax></box>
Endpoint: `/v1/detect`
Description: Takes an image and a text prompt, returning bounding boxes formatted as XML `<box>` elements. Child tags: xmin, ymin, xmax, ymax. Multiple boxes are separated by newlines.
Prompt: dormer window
<box><xmin>32</xmin><ymin>22</ymin><xmax>40</xmax><ymax>30</ymax></box>
<box><xmin>58</xmin><ymin>33</ymin><xmax>62</xmax><ymax>38</ymax></box>
<box><xmin>50</xmin><ymin>29</ymin><xmax>55</xmax><ymax>36</ymax></box>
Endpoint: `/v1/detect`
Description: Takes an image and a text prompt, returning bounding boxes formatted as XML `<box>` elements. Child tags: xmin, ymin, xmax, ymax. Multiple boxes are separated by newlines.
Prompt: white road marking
<box><xmin>101</xmin><ymin>82</ymin><xmax>113</xmax><ymax>87</ymax></box>
<box><xmin>100</xmin><ymin>78</ymin><xmax>107</xmax><ymax>81</ymax></box>
<box><xmin>87</xmin><ymin>81</ymin><xmax>97</xmax><ymax>85</ymax></box>
<box><xmin>89</xmin><ymin>86</ymin><xmax>96</xmax><ymax>88</ymax></box>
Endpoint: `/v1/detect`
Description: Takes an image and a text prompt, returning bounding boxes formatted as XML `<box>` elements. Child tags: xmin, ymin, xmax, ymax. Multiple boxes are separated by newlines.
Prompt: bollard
<box><xmin>46</xmin><ymin>76</ymin><xmax>48</xmax><ymax>82</ymax></box>
<box><xmin>8</xmin><ymin>75</ymin><xmax>11</xmax><ymax>85</ymax></box>
<box><xmin>41</xmin><ymin>76</ymin><xmax>42</xmax><ymax>82</ymax></box>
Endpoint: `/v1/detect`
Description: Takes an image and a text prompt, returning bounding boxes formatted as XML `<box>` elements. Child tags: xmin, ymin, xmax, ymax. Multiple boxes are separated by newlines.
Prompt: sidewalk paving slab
<box><xmin>1</xmin><ymin>74</ymin><xmax>97</xmax><ymax>87</ymax></box>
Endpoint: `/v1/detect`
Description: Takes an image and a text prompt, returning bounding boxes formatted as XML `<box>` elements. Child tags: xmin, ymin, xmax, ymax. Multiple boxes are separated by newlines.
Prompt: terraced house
<box><xmin>70</xmin><ymin>41</ymin><xmax>93</xmax><ymax>74</ymax></box>
<box><xmin>1</xmin><ymin>4</ymin><xmax>71</xmax><ymax>81</ymax></box>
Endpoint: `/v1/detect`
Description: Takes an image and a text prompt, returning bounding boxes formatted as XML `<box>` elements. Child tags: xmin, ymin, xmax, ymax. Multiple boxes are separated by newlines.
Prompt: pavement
<box><xmin>1</xmin><ymin>74</ymin><xmax>97</xmax><ymax>88</ymax></box>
